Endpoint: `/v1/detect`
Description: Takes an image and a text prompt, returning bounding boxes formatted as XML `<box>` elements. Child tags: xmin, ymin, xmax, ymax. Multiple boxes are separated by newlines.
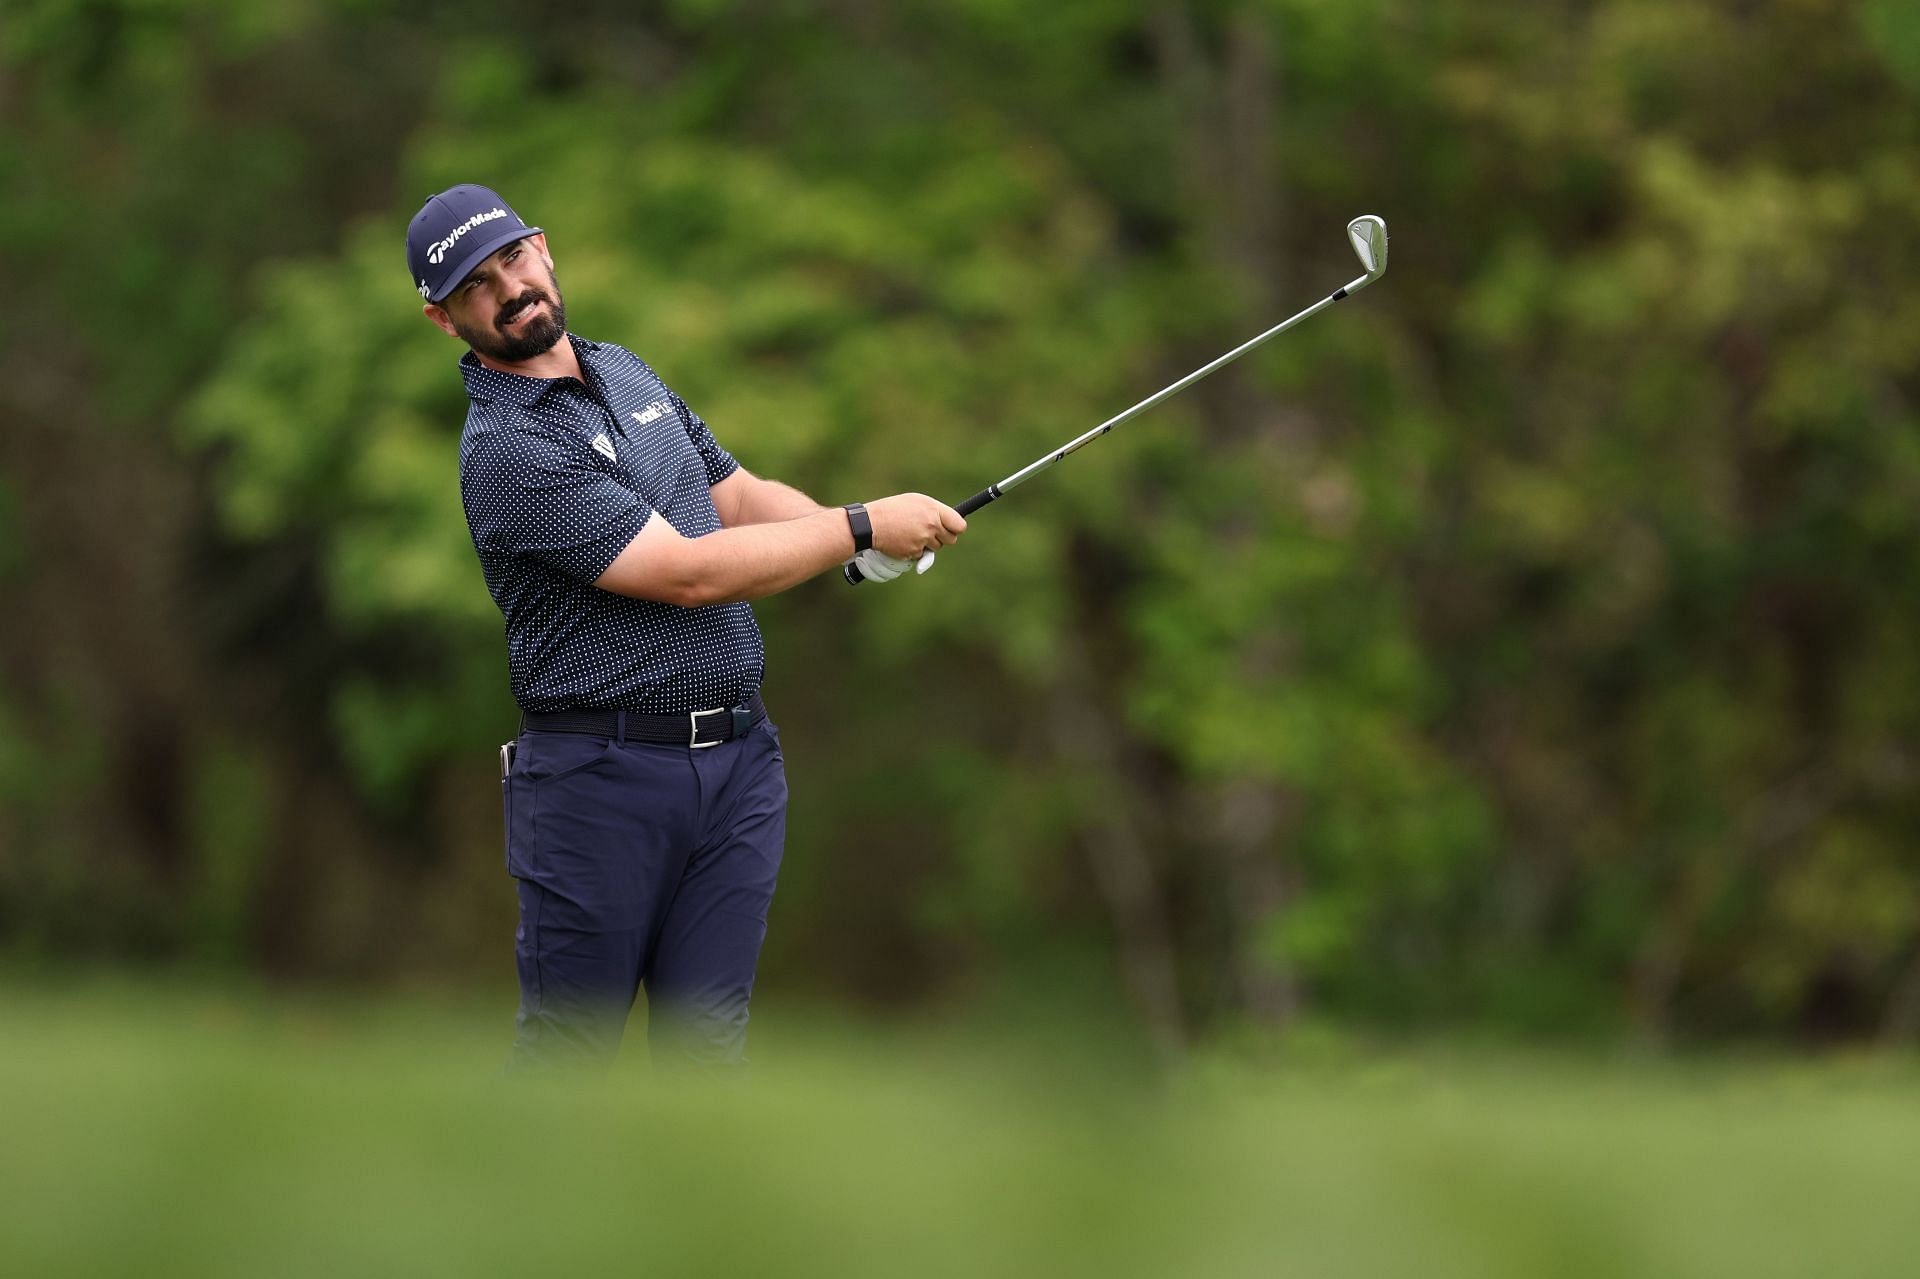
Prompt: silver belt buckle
<box><xmin>689</xmin><ymin>706</ymin><xmax>727</xmax><ymax>749</ymax></box>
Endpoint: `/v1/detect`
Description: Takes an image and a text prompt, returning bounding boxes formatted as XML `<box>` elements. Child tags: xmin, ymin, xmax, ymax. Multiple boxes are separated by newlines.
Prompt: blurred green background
<box><xmin>5</xmin><ymin>4</ymin><xmax>1920</xmax><ymax>1264</ymax></box>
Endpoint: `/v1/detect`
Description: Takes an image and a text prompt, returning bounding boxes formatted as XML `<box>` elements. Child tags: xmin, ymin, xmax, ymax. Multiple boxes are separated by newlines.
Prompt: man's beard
<box><xmin>457</xmin><ymin>266</ymin><xmax>568</xmax><ymax>363</ymax></box>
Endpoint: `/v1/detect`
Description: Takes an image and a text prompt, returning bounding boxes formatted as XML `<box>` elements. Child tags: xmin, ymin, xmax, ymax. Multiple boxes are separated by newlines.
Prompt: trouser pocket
<box><xmin>500</xmin><ymin>740</ymin><xmax>517</xmax><ymax>875</ymax></box>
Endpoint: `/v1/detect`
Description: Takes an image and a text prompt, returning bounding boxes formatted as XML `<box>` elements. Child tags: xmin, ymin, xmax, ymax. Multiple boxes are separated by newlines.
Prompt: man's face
<box><xmin>425</xmin><ymin>233</ymin><xmax>568</xmax><ymax>363</ymax></box>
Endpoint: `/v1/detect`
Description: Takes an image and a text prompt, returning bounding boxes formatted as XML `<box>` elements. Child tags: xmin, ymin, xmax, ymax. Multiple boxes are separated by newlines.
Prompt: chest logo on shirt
<box><xmin>631</xmin><ymin>401</ymin><xmax>670</xmax><ymax>427</ymax></box>
<box><xmin>591</xmin><ymin>432</ymin><xmax>618</xmax><ymax>463</ymax></box>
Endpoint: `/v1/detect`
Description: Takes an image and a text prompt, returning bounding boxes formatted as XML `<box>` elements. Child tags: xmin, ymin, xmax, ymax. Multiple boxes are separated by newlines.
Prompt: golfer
<box><xmin>407</xmin><ymin>183</ymin><xmax>964</xmax><ymax>1072</ymax></box>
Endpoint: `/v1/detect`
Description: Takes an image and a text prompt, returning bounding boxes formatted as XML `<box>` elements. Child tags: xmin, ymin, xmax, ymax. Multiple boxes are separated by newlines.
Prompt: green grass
<box><xmin>1</xmin><ymin>979</ymin><xmax>1915</xmax><ymax>1277</ymax></box>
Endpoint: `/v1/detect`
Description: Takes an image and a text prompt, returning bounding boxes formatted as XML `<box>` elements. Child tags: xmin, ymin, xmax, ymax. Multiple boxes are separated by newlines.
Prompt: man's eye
<box><xmin>506</xmin><ymin>249</ymin><xmax>521</xmax><ymax>262</ymax></box>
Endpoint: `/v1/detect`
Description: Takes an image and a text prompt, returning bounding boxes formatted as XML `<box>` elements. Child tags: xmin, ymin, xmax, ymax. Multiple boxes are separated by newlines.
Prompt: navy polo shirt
<box><xmin>457</xmin><ymin>335</ymin><xmax>765</xmax><ymax>713</ymax></box>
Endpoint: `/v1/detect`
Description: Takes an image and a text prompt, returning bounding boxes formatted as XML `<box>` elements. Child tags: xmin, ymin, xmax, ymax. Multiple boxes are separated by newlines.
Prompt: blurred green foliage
<box><xmin>3</xmin><ymin>0</ymin><xmax>1919</xmax><ymax>1052</ymax></box>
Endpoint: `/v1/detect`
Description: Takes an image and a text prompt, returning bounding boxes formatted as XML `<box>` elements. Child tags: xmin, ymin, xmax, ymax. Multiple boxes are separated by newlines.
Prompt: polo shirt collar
<box><xmin>459</xmin><ymin>334</ymin><xmax>609</xmax><ymax>407</ymax></box>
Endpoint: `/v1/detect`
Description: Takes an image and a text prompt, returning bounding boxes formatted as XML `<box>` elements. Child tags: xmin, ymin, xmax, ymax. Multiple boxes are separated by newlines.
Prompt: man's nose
<box><xmin>493</xmin><ymin>280</ymin><xmax>529</xmax><ymax>315</ymax></box>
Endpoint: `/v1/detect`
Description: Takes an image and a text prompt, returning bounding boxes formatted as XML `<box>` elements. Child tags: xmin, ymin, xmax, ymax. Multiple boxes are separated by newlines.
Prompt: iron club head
<box><xmin>1347</xmin><ymin>215</ymin><xmax>1388</xmax><ymax>280</ymax></box>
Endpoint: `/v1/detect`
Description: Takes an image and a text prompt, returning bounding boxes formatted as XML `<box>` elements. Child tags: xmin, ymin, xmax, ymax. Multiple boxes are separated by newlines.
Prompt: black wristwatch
<box><xmin>842</xmin><ymin>502</ymin><xmax>873</xmax><ymax>554</ymax></box>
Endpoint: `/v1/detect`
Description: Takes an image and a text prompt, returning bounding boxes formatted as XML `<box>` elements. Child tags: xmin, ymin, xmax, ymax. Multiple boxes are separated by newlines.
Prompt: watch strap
<box><xmin>843</xmin><ymin>502</ymin><xmax>873</xmax><ymax>554</ymax></box>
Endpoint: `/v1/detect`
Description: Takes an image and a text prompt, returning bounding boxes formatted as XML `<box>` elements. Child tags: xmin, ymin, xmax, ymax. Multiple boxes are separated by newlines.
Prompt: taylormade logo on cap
<box><xmin>427</xmin><ymin>207</ymin><xmax>508</xmax><ymax>265</ymax></box>
<box><xmin>405</xmin><ymin>183</ymin><xmax>542</xmax><ymax>304</ymax></box>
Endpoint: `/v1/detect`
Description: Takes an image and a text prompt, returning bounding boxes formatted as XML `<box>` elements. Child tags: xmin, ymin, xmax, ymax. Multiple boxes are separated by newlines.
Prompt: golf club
<box><xmin>846</xmin><ymin>214</ymin><xmax>1390</xmax><ymax>584</ymax></box>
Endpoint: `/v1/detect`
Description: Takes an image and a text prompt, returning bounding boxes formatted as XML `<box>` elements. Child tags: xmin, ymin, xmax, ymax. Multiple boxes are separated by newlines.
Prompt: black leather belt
<box><xmin>520</xmin><ymin>693</ymin><xmax>766</xmax><ymax>750</ymax></box>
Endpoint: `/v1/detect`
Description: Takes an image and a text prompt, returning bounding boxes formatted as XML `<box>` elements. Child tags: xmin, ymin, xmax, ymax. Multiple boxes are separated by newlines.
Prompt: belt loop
<box><xmin>615</xmin><ymin>710</ymin><xmax>627</xmax><ymax>744</ymax></box>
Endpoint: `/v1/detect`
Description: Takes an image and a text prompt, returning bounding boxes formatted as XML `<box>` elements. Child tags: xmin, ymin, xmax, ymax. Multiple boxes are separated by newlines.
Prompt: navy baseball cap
<box><xmin>406</xmin><ymin>183</ymin><xmax>543</xmax><ymax>303</ymax></box>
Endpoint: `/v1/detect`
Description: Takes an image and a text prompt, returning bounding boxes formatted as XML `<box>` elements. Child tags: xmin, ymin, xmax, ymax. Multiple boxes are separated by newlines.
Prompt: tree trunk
<box><xmin>1048</xmin><ymin>628</ymin><xmax>1188</xmax><ymax>1065</ymax></box>
<box><xmin>1149</xmin><ymin>3</ymin><xmax>1303</xmax><ymax>1030</ymax></box>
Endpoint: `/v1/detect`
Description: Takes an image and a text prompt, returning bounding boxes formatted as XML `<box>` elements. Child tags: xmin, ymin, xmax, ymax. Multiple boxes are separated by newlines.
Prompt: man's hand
<box><xmin>844</xmin><ymin>548</ymin><xmax>914</xmax><ymax>583</ymax></box>
<box><xmin>865</xmin><ymin>493</ymin><xmax>967</xmax><ymax>560</ymax></box>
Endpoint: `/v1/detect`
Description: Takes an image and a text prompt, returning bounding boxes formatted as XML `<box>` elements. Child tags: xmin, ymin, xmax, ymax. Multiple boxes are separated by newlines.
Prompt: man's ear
<box><xmin>531</xmin><ymin>230</ymin><xmax>554</xmax><ymax>272</ymax></box>
<box><xmin>423</xmin><ymin>302</ymin><xmax>459</xmax><ymax>339</ymax></box>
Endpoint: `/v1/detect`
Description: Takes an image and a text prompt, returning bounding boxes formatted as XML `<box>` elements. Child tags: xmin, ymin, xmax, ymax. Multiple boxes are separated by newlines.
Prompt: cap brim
<box><xmin>427</xmin><ymin>225</ymin><xmax>544</xmax><ymax>303</ymax></box>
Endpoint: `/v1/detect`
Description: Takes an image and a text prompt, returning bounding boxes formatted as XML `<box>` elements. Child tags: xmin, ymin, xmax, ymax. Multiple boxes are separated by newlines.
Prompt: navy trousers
<box><xmin>501</xmin><ymin>715</ymin><xmax>787</xmax><ymax>1073</ymax></box>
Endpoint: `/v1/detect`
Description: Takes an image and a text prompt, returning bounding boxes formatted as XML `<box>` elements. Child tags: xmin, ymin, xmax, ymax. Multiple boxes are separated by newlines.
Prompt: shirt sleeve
<box><xmin>461</xmin><ymin>428</ymin><xmax>654</xmax><ymax>583</ymax></box>
<box><xmin>667</xmin><ymin>389</ymin><xmax>739</xmax><ymax>486</ymax></box>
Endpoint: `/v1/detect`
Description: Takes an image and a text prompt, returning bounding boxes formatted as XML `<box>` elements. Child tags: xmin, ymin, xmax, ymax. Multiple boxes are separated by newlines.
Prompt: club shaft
<box><xmin>844</xmin><ymin>259</ymin><xmax>1378</xmax><ymax>583</ymax></box>
<box><xmin>979</xmin><ymin>272</ymin><xmax>1373</xmax><ymax>503</ymax></box>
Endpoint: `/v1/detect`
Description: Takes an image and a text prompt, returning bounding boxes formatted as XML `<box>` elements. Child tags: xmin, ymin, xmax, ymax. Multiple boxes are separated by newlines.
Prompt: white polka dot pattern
<box><xmin>457</xmin><ymin>336</ymin><xmax>765</xmax><ymax>713</ymax></box>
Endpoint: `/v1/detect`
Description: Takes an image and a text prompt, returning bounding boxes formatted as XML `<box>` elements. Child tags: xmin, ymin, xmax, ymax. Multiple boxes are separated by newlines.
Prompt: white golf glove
<box><xmin>846</xmin><ymin>547</ymin><xmax>914</xmax><ymax>583</ymax></box>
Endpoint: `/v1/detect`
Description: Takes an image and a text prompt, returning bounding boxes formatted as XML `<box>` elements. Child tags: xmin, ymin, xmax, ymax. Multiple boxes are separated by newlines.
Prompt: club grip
<box><xmin>843</xmin><ymin>559</ymin><xmax>867</xmax><ymax>586</ymax></box>
<box><xmin>954</xmin><ymin>486</ymin><xmax>1000</xmax><ymax>517</ymax></box>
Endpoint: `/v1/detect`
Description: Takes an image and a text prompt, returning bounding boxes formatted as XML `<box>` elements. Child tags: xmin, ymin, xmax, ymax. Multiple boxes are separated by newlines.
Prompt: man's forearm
<box><xmin>595</xmin><ymin>507</ymin><xmax>854</xmax><ymax>606</ymax></box>
<box><xmin>737</xmin><ymin>475</ymin><xmax>826</xmax><ymax>524</ymax></box>
<box><xmin>689</xmin><ymin>508</ymin><xmax>852</xmax><ymax>603</ymax></box>
<box><xmin>713</xmin><ymin>468</ymin><xmax>829</xmax><ymax>526</ymax></box>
